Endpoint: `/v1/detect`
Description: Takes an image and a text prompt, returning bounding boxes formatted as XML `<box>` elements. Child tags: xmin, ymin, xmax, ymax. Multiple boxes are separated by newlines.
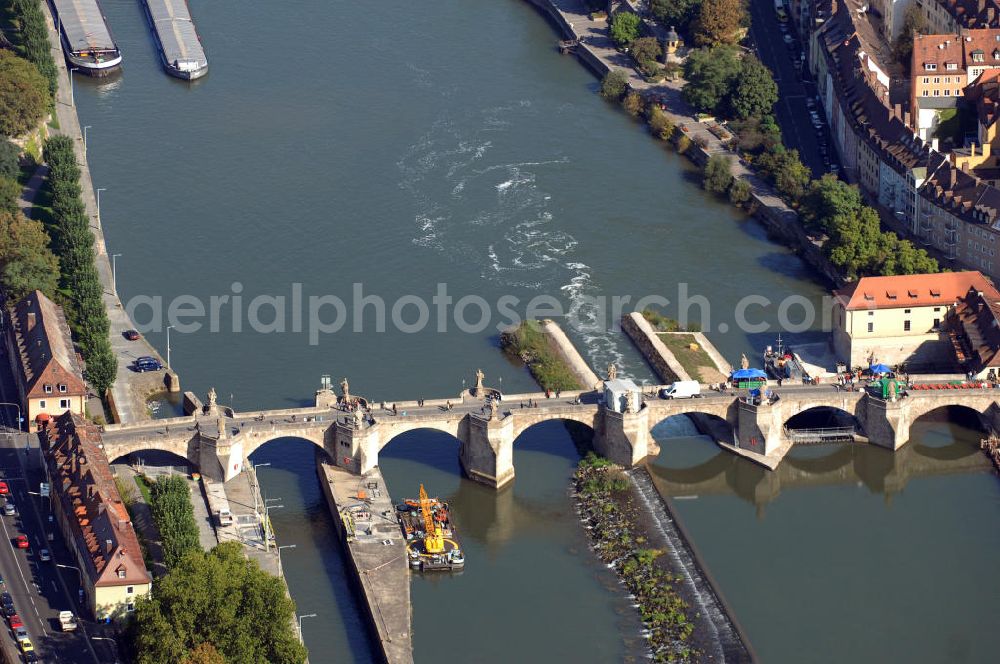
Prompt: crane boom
<box><xmin>419</xmin><ymin>484</ymin><xmax>435</xmax><ymax>535</ymax></box>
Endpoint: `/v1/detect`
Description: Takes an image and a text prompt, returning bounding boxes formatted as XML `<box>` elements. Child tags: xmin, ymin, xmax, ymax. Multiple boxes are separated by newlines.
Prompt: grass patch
<box><xmin>500</xmin><ymin>320</ymin><xmax>583</xmax><ymax>391</ymax></box>
<box><xmin>933</xmin><ymin>106</ymin><xmax>976</xmax><ymax>149</ymax></box>
<box><xmin>641</xmin><ymin>308</ymin><xmax>701</xmax><ymax>333</ymax></box>
<box><xmin>657</xmin><ymin>333</ymin><xmax>715</xmax><ymax>382</ymax></box>
<box><xmin>134</xmin><ymin>474</ymin><xmax>153</xmax><ymax>504</ymax></box>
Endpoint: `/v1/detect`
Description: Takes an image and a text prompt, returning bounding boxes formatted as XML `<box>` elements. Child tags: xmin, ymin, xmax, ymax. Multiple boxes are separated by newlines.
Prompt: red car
<box><xmin>123</xmin><ymin>329</ymin><xmax>140</xmax><ymax>341</ymax></box>
<box><xmin>0</xmin><ymin>482</ymin><xmax>8</xmax><ymax>495</ymax></box>
<box><xmin>8</xmin><ymin>614</ymin><xmax>22</xmax><ymax>630</ymax></box>
<box><xmin>14</xmin><ymin>536</ymin><xmax>28</xmax><ymax>550</ymax></box>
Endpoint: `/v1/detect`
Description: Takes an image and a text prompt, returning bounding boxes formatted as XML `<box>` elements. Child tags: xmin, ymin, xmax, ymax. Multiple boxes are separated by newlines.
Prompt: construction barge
<box><xmin>397</xmin><ymin>485</ymin><xmax>465</xmax><ymax>572</ymax></box>
<box><xmin>51</xmin><ymin>0</ymin><xmax>122</xmax><ymax>76</ymax></box>
<box><xmin>140</xmin><ymin>0</ymin><xmax>208</xmax><ymax>80</ymax></box>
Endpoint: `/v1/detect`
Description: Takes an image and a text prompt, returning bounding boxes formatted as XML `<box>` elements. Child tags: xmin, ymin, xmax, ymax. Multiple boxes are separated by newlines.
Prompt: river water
<box><xmin>72</xmin><ymin>0</ymin><xmax>1000</xmax><ymax>661</ymax></box>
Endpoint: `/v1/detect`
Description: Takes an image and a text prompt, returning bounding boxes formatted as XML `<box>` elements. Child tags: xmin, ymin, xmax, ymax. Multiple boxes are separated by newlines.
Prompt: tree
<box><xmin>682</xmin><ymin>46</ymin><xmax>741</xmax><ymax>114</ymax></box>
<box><xmin>631</xmin><ymin>37</ymin><xmax>662</xmax><ymax>71</ymax></box>
<box><xmin>0</xmin><ymin>140</ymin><xmax>19</xmax><ymax>180</ymax></box>
<box><xmin>651</xmin><ymin>0</ymin><xmax>703</xmax><ymax>33</ymax></box>
<box><xmin>703</xmin><ymin>154</ymin><xmax>733</xmax><ymax>194</ymax></box>
<box><xmin>693</xmin><ymin>0</ymin><xmax>748</xmax><ymax>47</ymax></box>
<box><xmin>600</xmin><ymin>70</ymin><xmax>629</xmax><ymax>101</ymax></box>
<box><xmin>128</xmin><ymin>542</ymin><xmax>307</xmax><ymax>664</ymax></box>
<box><xmin>0</xmin><ymin>177</ymin><xmax>20</xmax><ymax>215</ymax></box>
<box><xmin>648</xmin><ymin>106</ymin><xmax>676</xmax><ymax>140</ymax></box>
<box><xmin>150</xmin><ymin>475</ymin><xmax>201</xmax><ymax>568</ymax></box>
<box><xmin>728</xmin><ymin>178</ymin><xmax>751</xmax><ymax>206</ymax></box>
<box><xmin>0</xmin><ymin>50</ymin><xmax>49</xmax><ymax>137</ymax></box>
<box><xmin>729</xmin><ymin>56</ymin><xmax>778</xmax><ymax>120</ymax></box>
<box><xmin>622</xmin><ymin>91</ymin><xmax>644</xmax><ymax>116</ymax></box>
<box><xmin>0</xmin><ymin>210</ymin><xmax>59</xmax><ymax>300</ymax></box>
<box><xmin>894</xmin><ymin>4</ymin><xmax>928</xmax><ymax>66</ymax></box>
<box><xmin>610</xmin><ymin>11</ymin><xmax>641</xmax><ymax>48</ymax></box>
<box><xmin>772</xmin><ymin>149</ymin><xmax>810</xmax><ymax>201</ymax></box>
<box><xmin>799</xmin><ymin>174</ymin><xmax>862</xmax><ymax>231</ymax></box>
<box><xmin>185</xmin><ymin>643</ymin><xmax>226</xmax><ymax>664</ymax></box>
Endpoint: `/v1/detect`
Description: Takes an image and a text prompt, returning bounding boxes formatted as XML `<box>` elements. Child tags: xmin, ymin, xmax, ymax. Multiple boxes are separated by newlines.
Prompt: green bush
<box><xmin>610</xmin><ymin>11</ymin><xmax>641</xmax><ymax>48</ymax></box>
<box><xmin>600</xmin><ymin>69</ymin><xmax>629</xmax><ymax>102</ymax></box>
<box><xmin>703</xmin><ymin>153</ymin><xmax>732</xmax><ymax>195</ymax></box>
<box><xmin>0</xmin><ymin>140</ymin><xmax>20</xmax><ymax>180</ymax></box>
<box><xmin>647</xmin><ymin>106</ymin><xmax>675</xmax><ymax>140</ymax></box>
<box><xmin>8</xmin><ymin>0</ymin><xmax>59</xmax><ymax>97</ymax></box>
<box><xmin>728</xmin><ymin>178</ymin><xmax>751</xmax><ymax>206</ymax></box>
<box><xmin>500</xmin><ymin>320</ymin><xmax>583</xmax><ymax>392</ymax></box>
<box><xmin>0</xmin><ymin>50</ymin><xmax>49</xmax><ymax>137</ymax></box>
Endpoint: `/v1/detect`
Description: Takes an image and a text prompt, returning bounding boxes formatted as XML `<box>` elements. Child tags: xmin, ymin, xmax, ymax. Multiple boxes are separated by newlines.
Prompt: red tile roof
<box><xmin>835</xmin><ymin>271</ymin><xmax>999</xmax><ymax>310</ymax></box>
<box><xmin>5</xmin><ymin>291</ymin><xmax>85</xmax><ymax>400</ymax></box>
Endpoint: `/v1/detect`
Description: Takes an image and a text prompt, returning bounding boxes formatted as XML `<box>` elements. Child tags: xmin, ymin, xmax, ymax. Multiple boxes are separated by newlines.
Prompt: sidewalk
<box><xmin>35</xmin><ymin>2</ymin><xmax>174</xmax><ymax>424</ymax></box>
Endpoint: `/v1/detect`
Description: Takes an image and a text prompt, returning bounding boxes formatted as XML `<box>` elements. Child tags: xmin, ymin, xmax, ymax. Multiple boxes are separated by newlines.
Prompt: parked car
<box><xmin>14</xmin><ymin>535</ymin><xmax>28</xmax><ymax>550</ymax></box>
<box><xmin>123</xmin><ymin>329</ymin><xmax>140</xmax><ymax>341</ymax></box>
<box><xmin>783</xmin><ymin>34</ymin><xmax>793</xmax><ymax>45</ymax></box>
<box><xmin>8</xmin><ymin>614</ymin><xmax>22</xmax><ymax>630</ymax></box>
<box><xmin>37</xmin><ymin>549</ymin><xmax>50</xmax><ymax>562</ymax></box>
<box><xmin>1</xmin><ymin>592</ymin><xmax>14</xmax><ymax>617</ymax></box>
<box><xmin>17</xmin><ymin>635</ymin><xmax>32</xmax><ymax>653</ymax></box>
<box><xmin>659</xmin><ymin>381</ymin><xmax>702</xmax><ymax>399</ymax></box>
<box><xmin>133</xmin><ymin>356</ymin><xmax>162</xmax><ymax>372</ymax></box>
<box><xmin>3</xmin><ymin>502</ymin><xmax>14</xmax><ymax>516</ymax></box>
<box><xmin>0</xmin><ymin>482</ymin><xmax>9</xmax><ymax>495</ymax></box>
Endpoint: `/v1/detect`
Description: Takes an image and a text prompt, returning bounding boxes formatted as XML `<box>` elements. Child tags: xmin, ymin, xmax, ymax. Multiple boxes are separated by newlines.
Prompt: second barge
<box><xmin>397</xmin><ymin>485</ymin><xmax>464</xmax><ymax>572</ymax></box>
<box><xmin>51</xmin><ymin>0</ymin><xmax>122</xmax><ymax>76</ymax></box>
<box><xmin>140</xmin><ymin>0</ymin><xmax>208</xmax><ymax>80</ymax></box>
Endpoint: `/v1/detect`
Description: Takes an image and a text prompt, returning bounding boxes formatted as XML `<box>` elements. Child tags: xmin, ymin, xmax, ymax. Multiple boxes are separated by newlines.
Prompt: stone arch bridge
<box><xmin>97</xmin><ymin>384</ymin><xmax>1000</xmax><ymax>489</ymax></box>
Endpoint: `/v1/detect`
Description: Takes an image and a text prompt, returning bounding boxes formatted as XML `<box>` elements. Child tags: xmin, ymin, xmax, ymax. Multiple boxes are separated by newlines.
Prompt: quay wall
<box><xmin>317</xmin><ymin>458</ymin><xmax>413</xmax><ymax>664</ymax></box>
<box><xmin>621</xmin><ymin>312</ymin><xmax>690</xmax><ymax>383</ymax></box>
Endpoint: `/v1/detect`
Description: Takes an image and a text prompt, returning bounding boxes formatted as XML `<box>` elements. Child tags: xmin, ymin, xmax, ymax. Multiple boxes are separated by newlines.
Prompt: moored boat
<box><xmin>51</xmin><ymin>0</ymin><xmax>122</xmax><ymax>76</ymax></box>
<box><xmin>397</xmin><ymin>485</ymin><xmax>464</xmax><ymax>572</ymax></box>
<box><xmin>140</xmin><ymin>0</ymin><xmax>209</xmax><ymax>80</ymax></box>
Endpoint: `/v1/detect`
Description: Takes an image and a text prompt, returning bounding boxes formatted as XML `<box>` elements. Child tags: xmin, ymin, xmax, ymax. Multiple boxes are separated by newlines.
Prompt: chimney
<box><xmin>26</xmin><ymin>312</ymin><xmax>36</xmax><ymax>332</ymax></box>
<box><xmin>905</xmin><ymin>111</ymin><xmax>912</xmax><ymax>127</ymax></box>
<box><xmin>105</xmin><ymin>539</ymin><xmax>112</xmax><ymax>554</ymax></box>
<box><xmin>951</xmin><ymin>165</ymin><xmax>959</xmax><ymax>187</ymax></box>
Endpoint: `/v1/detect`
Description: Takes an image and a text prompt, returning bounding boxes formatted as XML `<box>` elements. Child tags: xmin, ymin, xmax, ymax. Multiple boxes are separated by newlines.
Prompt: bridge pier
<box><xmin>735</xmin><ymin>400</ymin><xmax>784</xmax><ymax>456</ymax></box>
<box><xmin>595</xmin><ymin>406</ymin><xmax>657</xmax><ymax>466</ymax></box>
<box><xmin>461</xmin><ymin>415</ymin><xmax>515</xmax><ymax>489</ymax></box>
<box><xmin>862</xmin><ymin>397</ymin><xmax>908</xmax><ymax>451</ymax></box>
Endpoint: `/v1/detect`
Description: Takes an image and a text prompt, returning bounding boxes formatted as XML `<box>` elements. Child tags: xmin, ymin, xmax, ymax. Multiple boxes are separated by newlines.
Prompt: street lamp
<box><xmin>91</xmin><ymin>636</ymin><xmax>120</xmax><ymax>664</ymax></box>
<box><xmin>111</xmin><ymin>253</ymin><xmax>121</xmax><ymax>293</ymax></box>
<box><xmin>263</xmin><ymin>500</ymin><xmax>282</xmax><ymax>551</ymax></box>
<box><xmin>166</xmin><ymin>325</ymin><xmax>175</xmax><ymax>368</ymax></box>
<box><xmin>249</xmin><ymin>461</ymin><xmax>270</xmax><ymax>516</ymax></box>
<box><xmin>68</xmin><ymin>67</ymin><xmax>77</xmax><ymax>106</ymax></box>
<box><xmin>96</xmin><ymin>187</ymin><xmax>107</xmax><ymax>221</ymax></box>
<box><xmin>297</xmin><ymin>613</ymin><xmax>317</xmax><ymax>644</ymax></box>
<box><xmin>83</xmin><ymin>125</ymin><xmax>91</xmax><ymax>148</ymax></box>
<box><xmin>277</xmin><ymin>543</ymin><xmax>296</xmax><ymax>573</ymax></box>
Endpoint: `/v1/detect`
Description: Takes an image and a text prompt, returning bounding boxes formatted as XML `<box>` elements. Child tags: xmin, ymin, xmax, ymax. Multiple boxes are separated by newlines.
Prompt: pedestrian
<box><xmin>777</xmin><ymin>377</ymin><xmax>783</xmax><ymax>387</ymax></box>
<box><xmin>392</xmin><ymin>404</ymin><xmax>398</xmax><ymax>416</ymax></box>
<box><xmin>556</xmin><ymin>389</ymin><xmax>561</xmax><ymax>399</ymax></box>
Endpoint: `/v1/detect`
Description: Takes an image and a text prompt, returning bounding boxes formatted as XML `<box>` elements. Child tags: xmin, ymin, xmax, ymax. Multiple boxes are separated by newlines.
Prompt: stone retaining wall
<box><xmin>621</xmin><ymin>312</ymin><xmax>690</xmax><ymax>383</ymax></box>
<box><xmin>540</xmin><ymin>319</ymin><xmax>601</xmax><ymax>389</ymax></box>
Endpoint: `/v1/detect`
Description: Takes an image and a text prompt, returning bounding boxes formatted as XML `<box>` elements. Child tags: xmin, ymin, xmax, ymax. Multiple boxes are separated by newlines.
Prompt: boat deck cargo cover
<box><xmin>146</xmin><ymin>0</ymin><xmax>207</xmax><ymax>69</ymax></box>
<box><xmin>53</xmin><ymin>0</ymin><xmax>116</xmax><ymax>53</ymax></box>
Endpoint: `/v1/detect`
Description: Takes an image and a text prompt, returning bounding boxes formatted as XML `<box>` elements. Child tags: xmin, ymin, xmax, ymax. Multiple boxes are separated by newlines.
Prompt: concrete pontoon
<box><xmin>51</xmin><ymin>0</ymin><xmax>122</xmax><ymax>76</ymax></box>
<box><xmin>141</xmin><ymin>0</ymin><xmax>208</xmax><ymax>80</ymax></box>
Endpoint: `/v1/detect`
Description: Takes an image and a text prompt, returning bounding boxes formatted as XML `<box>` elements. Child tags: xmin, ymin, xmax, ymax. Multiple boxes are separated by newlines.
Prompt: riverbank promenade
<box><xmin>36</xmin><ymin>1</ymin><xmax>175</xmax><ymax>424</ymax></box>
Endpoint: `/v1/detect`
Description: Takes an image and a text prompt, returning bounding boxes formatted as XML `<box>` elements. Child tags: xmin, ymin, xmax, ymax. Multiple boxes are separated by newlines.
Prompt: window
<box><xmin>127</xmin><ymin>602</ymin><xmax>135</xmax><ymax>612</ymax></box>
<box><xmin>868</xmin><ymin>311</ymin><xmax>875</xmax><ymax>316</ymax></box>
<box><xmin>127</xmin><ymin>586</ymin><xmax>134</xmax><ymax>594</ymax></box>
<box><xmin>923</xmin><ymin>77</ymin><xmax>930</xmax><ymax>83</ymax></box>
<box><xmin>933</xmin><ymin>77</ymin><xmax>940</xmax><ymax>83</ymax></box>
<box><xmin>973</xmin><ymin>50</ymin><xmax>985</xmax><ymax>63</ymax></box>
<box><xmin>933</xmin><ymin>318</ymin><xmax>940</xmax><ymax>328</ymax></box>
<box><xmin>933</xmin><ymin>89</ymin><xmax>940</xmax><ymax>96</ymax></box>
<box><xmin>925</xmin><ymin>63</ymin><xmax>937</xmax><ymax>71</ymax></box>
<box><xmin>38</xmin><ymin>400</ymin><xmax>45</xmax><ymax>409</ymax></box>
<box><xmin>59</xmin><ymin>399</ymin><xmax>69</xmax><ymax>409</ymax></box>
<box><xmin>43</xmin><ymin>385</ymin><xmax>52</xmax><ymax>394</ymax></box>
<box><xmin>58</xmin><ymin>384</ymin><xmax>66</xmax><ymax>393</ymax></box>
<box><xmin>922</xmin><ymin>90</ymin><xmax>929</xmax><ymax>97</ymax></box>
<box><xmin>945</xmin><ymin>77</ymin><xmax>951</xmax><ymax>83</ymax></box>
<box><xmin>947</xmin><ymin>63</ymin><xmax>958</xmax><ymax>70</ymax></box>
<box><xmin>904</xmin><ymin>309</ymin><xmax>911</xmax><ymax>314</ymax></box>
<box><xmin>934</xmin><ymin>307</ymin><xmax>941</xmax><ymax>312</ymax></box>
<box><xmin>904</xmin><ymin>320</ymin><xmax>911</xmax><ymax>331</ymax></box>
<box><xmin>867</xmin><ymin>322</ymin><xmax>874</xmax><ymax>333</ymax></box>
<box><xmin>118</xmin><ymin>570</ymin><xmax>126</xmax><ymax>579</ymax></box>
<box><xmin>944</xmin><ymin>89</ymin><xmax>951</xmax><ymax>96</ymax></box>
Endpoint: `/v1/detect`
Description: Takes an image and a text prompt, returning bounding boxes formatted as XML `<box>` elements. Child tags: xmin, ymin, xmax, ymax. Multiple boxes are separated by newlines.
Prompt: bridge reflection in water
<box><xmin>646</xmin><ymin>408</ymin><xmax>992</xmax><ymax>512</ymax></box>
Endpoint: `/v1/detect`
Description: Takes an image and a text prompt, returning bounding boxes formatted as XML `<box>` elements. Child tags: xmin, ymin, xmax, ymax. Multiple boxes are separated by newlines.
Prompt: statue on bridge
<box><xmin>740</xmin><ymin>354</ymin><xmax>749</xmax><ymax>370</ymax></box>
<box><xmin>626</xmin><ymin>389</ymin><xmax>639</xmax><ymax>414</ymax></box>
<box><xmin>475</xmin><ymin>368</ymin><xmax>485</xmax><ymax>396</ymax></box>
<box><xmin>206</xmin><ymin>387</ymin><xmax>218</xmax><ymax>414</ymax></box>
<box><xmin>607</xmin><ymin>363</ymin><xmax>617</xmax><ymax>381</ymax></box>
<box><xmin>486</xmin><ymin>398</ymin><xmax>497</xmax><ymax>420</ymax></box>
<box><xmin>341</xmin><ymin>377</ymin><xmax>350</xmax><ymax>403</ymax></box>
<box><xmin>353</xmin><ymin>407</ymin><xmax>364</xmax><ymax>428</ymax></box>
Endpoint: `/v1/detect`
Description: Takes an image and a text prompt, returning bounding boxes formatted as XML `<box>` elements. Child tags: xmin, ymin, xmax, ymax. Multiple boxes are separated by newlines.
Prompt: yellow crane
<box><xmin>419</xmin><ymin>484</ymin><xmax>445</xmax><ymax>554</ymax></box>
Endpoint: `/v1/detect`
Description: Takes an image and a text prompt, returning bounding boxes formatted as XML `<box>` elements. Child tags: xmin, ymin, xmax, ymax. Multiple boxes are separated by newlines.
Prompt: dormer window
<box><xmin>972</xmin><ymin>50</ymin><xmax>985</xmax><ymax>63</ymax></box>
<box><xmin>993</xmin><ymin>49</ymin><xmax>999</xmax><ymax>60</ymax></box>
<box><xmin>44</xmin><ymin>384</ymin><xmax>52</xmax><ymax>394</ymax></box>
<box><xmin>924</xmin><ymin>62</ymin><xmax>937</xmax><ymax>71</ymax></box>
<box><xmin>946</xmin><ymin>62</ymin><xmax>958</xmax><ymax>70</ymax></box>
<box><xmin>58</xmin><ymin>384</ymin><xmax>67</xmax><ymax>393</ymax></box>
<box><xmin>118</xmin><ymin>570</ymin><xmax>126</xmax><ymax>578</ymax></box>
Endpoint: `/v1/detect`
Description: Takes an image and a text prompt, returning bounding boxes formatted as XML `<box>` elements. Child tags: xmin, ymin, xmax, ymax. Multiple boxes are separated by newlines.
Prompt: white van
<box><xmin>217</xmin><ymin>508</ymin><xmax>234</xmax><ymax>527</ymax></box>
<box><xmin>660</xmin><ymin>380</ymin><xmax>701</xmax><ymax>399</ymax></box>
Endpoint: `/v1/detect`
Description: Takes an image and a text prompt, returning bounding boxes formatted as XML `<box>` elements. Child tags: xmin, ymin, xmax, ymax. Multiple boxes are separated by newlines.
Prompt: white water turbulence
<box><xmin>396</xmin><ymin>100</ymin><xmax>629</xmax><ymax>373</ymax></box>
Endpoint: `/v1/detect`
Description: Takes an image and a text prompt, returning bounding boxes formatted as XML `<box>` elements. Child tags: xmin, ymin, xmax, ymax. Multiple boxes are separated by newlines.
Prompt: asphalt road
<box><xmin>748</xmin><ymin>1</ymin><xmax>836</xmax><ymax>179</ymax></box>
<box><xmin>0</xmin><ymin>361</ymin><xmax>117</xmax><ymax>664</ymax></box>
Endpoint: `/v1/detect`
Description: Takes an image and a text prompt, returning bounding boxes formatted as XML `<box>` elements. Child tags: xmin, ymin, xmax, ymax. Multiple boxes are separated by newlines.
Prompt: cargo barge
<box><xmin>51</xmin><ymin>0</ymin><xmax>122</xmax><ymax>76</ymax></box>
<box><xmin>140</xmin><ymin>0</ymin><xmax>208</xmax><ymax>80</ymax></box>
<box><xmin>397</xmin><ymin>485</ymin><xmax>464</xmax><ymax>572</ymax></box>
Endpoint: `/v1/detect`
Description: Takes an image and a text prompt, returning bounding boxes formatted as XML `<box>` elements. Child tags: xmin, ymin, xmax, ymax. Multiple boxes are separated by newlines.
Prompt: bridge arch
<box><xmin>649</xmin><ymin>411</ymin><xmax>735</xmax><ymax>446</ymax></box>
<box><xmin>511</xmin><ymin>418</ymin><xmax>596</xmax><ymax>459</ymax></box>
<box><xmin>377</xmin><ymin>420</ymin><xmax>463</xmax><ymax>454</ymax></box>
